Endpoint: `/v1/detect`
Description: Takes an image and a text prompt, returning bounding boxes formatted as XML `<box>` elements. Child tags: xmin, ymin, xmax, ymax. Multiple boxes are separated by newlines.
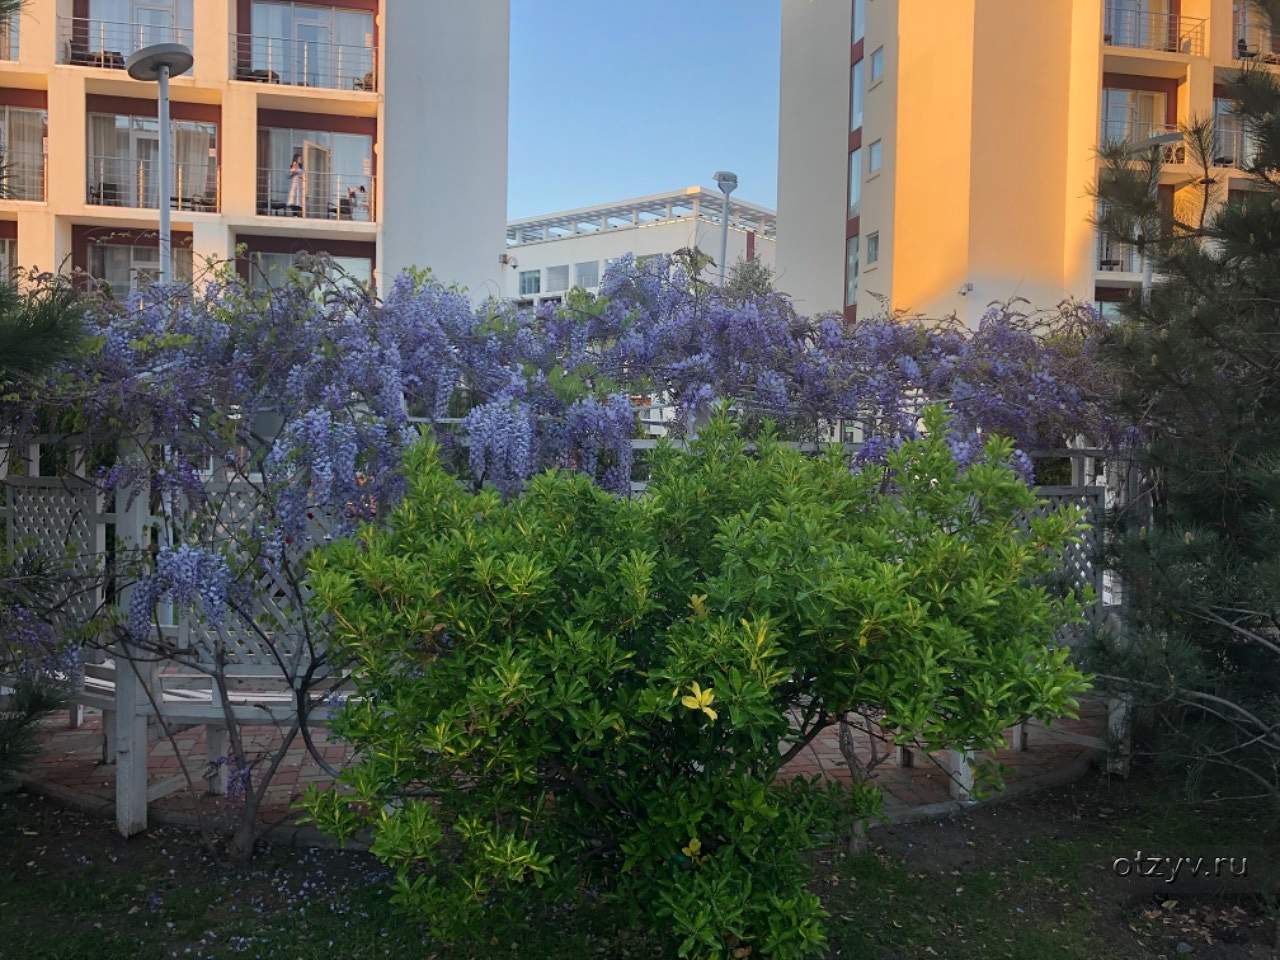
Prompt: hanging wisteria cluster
<box><xmin>2</xmin><ymin>255</ymin><xmax>1111</xmax><ymax>643</ymax></box>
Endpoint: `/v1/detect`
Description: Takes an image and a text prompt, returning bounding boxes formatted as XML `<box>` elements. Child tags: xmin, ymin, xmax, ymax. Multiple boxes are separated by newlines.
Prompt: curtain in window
<box><xmin>173</xmin><ymin>122</ymin><xmax>214</xmax><ymax>207</ymax></box>
<box><xmin>87</xmin><ymin>114</ymin><xmax>126</xmax><ymax>202</ymax></box>
<box><xmin>4</xmin><ymin>108</ymin><xmax>44</xmax><ymax>200</ymax></box>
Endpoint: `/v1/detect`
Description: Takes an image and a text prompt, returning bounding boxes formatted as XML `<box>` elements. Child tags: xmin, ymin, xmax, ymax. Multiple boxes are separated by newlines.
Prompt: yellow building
<box><xmin>0</xmin><ymin>0</ymin><xmax>509</xmax><ymax>299</ymax></box>
<box><xmin>776</xmin><ymin>0</ymin><xmax>1266</xmax><ymax>325</ymax></box>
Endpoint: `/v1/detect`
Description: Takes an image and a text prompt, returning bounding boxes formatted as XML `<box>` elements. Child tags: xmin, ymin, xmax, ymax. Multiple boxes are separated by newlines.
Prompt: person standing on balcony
<box><xmin>287</xmin><ymin>153</ymin><xmax>304</xmax><ymax>212</ymax></box>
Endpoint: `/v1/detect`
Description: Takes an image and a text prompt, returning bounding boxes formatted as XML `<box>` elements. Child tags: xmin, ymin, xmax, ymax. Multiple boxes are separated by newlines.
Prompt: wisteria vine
<box><xmin>2</xmin><ymin>255</ymin><xmax>1112</xmax><ymax>648</ymax></box>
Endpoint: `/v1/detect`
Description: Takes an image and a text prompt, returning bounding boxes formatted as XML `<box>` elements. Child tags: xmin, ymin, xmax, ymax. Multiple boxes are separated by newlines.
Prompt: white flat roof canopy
<box><xmin>507</xmin><ymin>186</ymin><xmax>777</xmax><ymax>246</ymax></box>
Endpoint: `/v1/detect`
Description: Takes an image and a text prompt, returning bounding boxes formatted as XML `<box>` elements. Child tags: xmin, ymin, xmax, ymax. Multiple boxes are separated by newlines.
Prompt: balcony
<box><xmin>87</xmin><ymin>156</ymin><xmax>220</xmax><ymax>213</ymax></box>
<box><xmin>58</xmin><ymin>17</ymin><xmax>193</xmax><ymax>69</ymax></box>
<box><xmin>1098</xmin><ymin>232</ymin><xmax>1141</xmax><ymax>274</ymax></box>
<box><xmin>1099</xmin><ymin>119</ymin><xmax>1186</xmax><ymax>163</ymax></box>
<box><xmin>1213</xmin><ymin>118</ymin><xmax>1259</xmax><ymax>169</ymax></box>
<box><xmin>230</xmin><ymin>34</ymin><xmax>376</xmax><ymax>92</ymax></box>
<box><xmin>256</xmin><ymin>168</ymin><xmax>374</xmax><ymax>222</ymax></box>
<box><xmin>1234</xmin><ymin>22</ymin><xmax>1280</xmax><ymax>64</ymax></box>
<box><xmin>1103</xmin><ymin>6</ymin><xmax>1205</xmax><ymax>56</ymax></box>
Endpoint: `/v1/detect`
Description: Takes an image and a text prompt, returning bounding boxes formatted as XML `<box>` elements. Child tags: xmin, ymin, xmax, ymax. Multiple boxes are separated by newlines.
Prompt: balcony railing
<box><xmin>1213</xmin><ymin>118</ymin><xmax>1259</xmax><ymax>169</ymax></box>
<box><xmin>1103</xmin><ymin>6</ymin><xmax>1206</xmax><ymax>55</ymax></box>
<box><xmin>0</xmin><ymin>142</ymin><xmax>46</xmax><ymax>201</ymax></box>
<box><xmin>1098</xmin><ymin>232</ymin><xmax>1140</xmax><ymax>273</ymax></box>
<box><xmin>58</xmin><ymin>17</ymin><xmax>194</xmax><ymax>69</ymax></box>
<box><xmin>86</xmin><ymin>156</ymin><xmax>220</xmax><ymax>212</ymax></box>
<box><xmin>256</xmin><ymin>168</ymin><xmax>375</xmax><ymax>222</ymax></box>
<box><xmin>1099</xmin><ymin>119</ymin><xmax>1187</xmax><ymax>163</ymax></box>
<box><xmin>1233</xmin><ymin>22</ymin><xmax>1280</xmax><ymax>64</ymax></box>
<box><xmin>230</xmin><ymin>34</ymin><xmax>376</xmax><ymax>92</ymax></box>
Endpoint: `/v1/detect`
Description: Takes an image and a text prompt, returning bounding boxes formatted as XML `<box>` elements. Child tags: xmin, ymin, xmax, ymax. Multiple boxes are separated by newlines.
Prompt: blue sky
<box><xmin>507</xmin><ymin>0</ymin><xmax>781</xmax><ymax>219</ymax></box>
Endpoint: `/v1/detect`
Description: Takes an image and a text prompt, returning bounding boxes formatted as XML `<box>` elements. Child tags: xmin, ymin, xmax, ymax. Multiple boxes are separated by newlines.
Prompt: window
<box><xmin>0</xmin><ymin>237</ymin><xmax>16</xmax><ymax>278</ymax></box>
<box><xmin>1215</xmin><ymin>99</ymin><xmax>1258</xmax><ymax>167</ymax></box>
<box><xmin>84</xmin><ymin>0</ymin><xmax>194</xmax><ymax>56</ymax></box>
<box><xmin>868</xmin><ymin>140</ymin><xmax>883</xmax><ymax>174</ymax></box>
<box><xmin>0</xmin><ymin>106</ymin><xmax>46</xmax><ymax>201</ymax></box>
<box><xmin>850</xmin><ymin>61</ymin><xmax>864</xmax><ymax>131</ymax></box>
<box><xmin>574</xmin><ymin>260</ymin><xmax>599</xmax><ymax>288</ymax></box>
<box><xmin>257</xmin><ymin>126</ymin><xmax>374</xmax><ymax>221</ymax></box>
<box><xmin>0</xmin><ymin>9</ymin><xmax>18</xmax><ymax>61</ymax></box>
<box><xmin>845</xmin><ymin>235</ymin><xmax>859</xmax><ymax>307</ymax></box>
<box><xmin>87</xmin><ymin>113</ymin><xmax>218</xmax><ymax>211</ymax></box>
<box><xmin>87</xmin><ymin>242</ymin><xmax>194</xmax><ymax>299</ymax></box>
<box><xmin>519</xmin><ymin>269</ymin><xmax>541</xmax><ymax>296</ymax></box>
<box><xmin>866</xmin><ymin>231</ymin><xmax>880</xmax><ymax>265</ymax></box>
<box><xmin>848</xmin><ymin>148</ymin><xmax>861</xmax><ymax>217</ymax></box>
<box><xmin>853</xmin><ymin>0</ymin><xmax>865</xmax><ymax>43</ymax></box>
<box><xmin>870</xmin><ymin>46</ymin><xmax>885</xmax><ymax>83</ymax></box>
<box><xmin>545</xmin><ymin>264</ymin><xmax>569</xmax><ymax>293</ymax></box>
<box><xmin>248</xmin><ymin>250</ymin><xmax>372</xmax><ymax>293</ymax></box>
<box><xmin>247</xmin><ymin>1</ymin><xmax>376</xmax><ymax>90</ymax></box>
<box><xmin>1100</xmin><ymin>88</ymin><xmax>1166</xmax><ymax>145</ymax></box>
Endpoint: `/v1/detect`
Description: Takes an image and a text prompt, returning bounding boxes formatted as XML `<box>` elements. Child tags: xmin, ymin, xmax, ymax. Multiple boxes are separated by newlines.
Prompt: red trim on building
<box><xmin>70</xmin><ymin>224</ymin><xmax>193</xmax><ymax>273</ymax></box>
<box><xmin>0</xmin><ymin>89</ymin><xmax>47</xmax><ymax>109</ymax></box>
<box><xmin>843</xmin><ymin>305</ymin><xmax>857</xmax><ymax>322</ymax></box>
<box><xmin>1102</xmin><ymin>73</ymin><xmax>1180</xmax><ymax>126</ymax></box>
<box><xmin>746</xmin><ymin>230</ymin><xmax>755</xmax><ymax>261</ymax></box>
<box><xmin>257</xmin><ymin>108</ymin><xmax>376</xmax><ymax>139</ymax></box>
<box><xmin>85</xmin><ymin>94</ymin><xmax>221</xmax><ymax>124</ymax></box>
<box><xmin>849</xmin><ymin>129</ymin><xmax>862</xmax><ymax>152</ymax></box>
<box><xmin>845</xmin><ymin>216</ymin><xmax>860</xmax><ymax>240</ymax></box>
<box><xmin>0</xmin><ymin>220</ymin><xmax>16</xmax><ymax>240</ymax></box>
<box><xmin>1094</xmin><ymin>286</ymin><xmax>1131</xmax><ymax>303</ymax></box>
<box><xmin>851</xmin><ymin>38</ymin><xmax>864</xmax><ymax>64</ymax></box>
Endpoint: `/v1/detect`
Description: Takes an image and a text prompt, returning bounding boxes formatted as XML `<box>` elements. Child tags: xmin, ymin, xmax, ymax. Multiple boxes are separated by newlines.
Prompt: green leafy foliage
<box><xmin>300</xmin><ymin>406</ymin><xmax>1090</xmax><ymax>958</ymax></box>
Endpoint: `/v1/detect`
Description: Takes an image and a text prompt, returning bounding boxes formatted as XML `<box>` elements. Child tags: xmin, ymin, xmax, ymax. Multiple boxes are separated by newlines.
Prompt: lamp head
<box><xmin>713</xmin><ymin>171</ymin><xmax>738</xmax><ymax>195</ymax></box>
<box><xmin>126</xmin><ymin>42</ymin><xmax>194</xmax><ymax>82</ymax></box>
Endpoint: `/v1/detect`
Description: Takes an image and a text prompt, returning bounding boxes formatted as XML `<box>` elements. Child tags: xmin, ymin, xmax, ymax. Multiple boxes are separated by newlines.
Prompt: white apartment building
<box><xmin>0</xmin><ymin>0</ymin><xmax>508</xmax><ymax>299</ymax></box>
<box><xmin>504</xmin><ymin>186</ymin><xmax>776</xmax><ymax>306</ymax></box>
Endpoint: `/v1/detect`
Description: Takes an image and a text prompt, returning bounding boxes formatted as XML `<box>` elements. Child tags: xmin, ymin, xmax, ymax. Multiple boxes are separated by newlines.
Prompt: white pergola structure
<box><xmin>506</xmin><ymin>186</ymin><xmax>777</xmax><ymax>247</ymax></box>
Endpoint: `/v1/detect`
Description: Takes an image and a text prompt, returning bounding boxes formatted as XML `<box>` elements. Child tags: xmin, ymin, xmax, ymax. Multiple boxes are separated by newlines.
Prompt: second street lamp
<box><xmin>714</xmin><ymin>170</ymin><xmax>738</xmax><ymax>287</ymax></box>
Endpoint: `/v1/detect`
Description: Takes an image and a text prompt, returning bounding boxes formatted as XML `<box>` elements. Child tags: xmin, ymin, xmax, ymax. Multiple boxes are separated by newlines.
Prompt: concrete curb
<box><xmin>875</xmin><ymin>749</ymin><xmax>1102</xmax><ymax>829</ymax></box>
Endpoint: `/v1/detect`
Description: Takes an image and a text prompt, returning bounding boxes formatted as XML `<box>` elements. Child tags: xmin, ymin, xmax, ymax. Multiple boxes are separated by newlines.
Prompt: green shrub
<box><xmin>300</xmin><ymin>407</ymin><xmax>1090</xmax><ymax>958</ymax></box>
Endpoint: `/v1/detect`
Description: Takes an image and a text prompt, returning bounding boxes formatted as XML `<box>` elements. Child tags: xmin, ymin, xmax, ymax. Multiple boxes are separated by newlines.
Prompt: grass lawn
<box><xmin>0</xmin><ymin>772</ymin><xmax>1276</xmax><ymax>959</ymax></box>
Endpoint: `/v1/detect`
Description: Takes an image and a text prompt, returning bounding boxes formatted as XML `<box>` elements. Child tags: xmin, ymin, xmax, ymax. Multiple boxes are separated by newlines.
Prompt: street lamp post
<box><xmin>713</xmin><ymin>170</ymin><xmax>738</xmax><ymax>287</ymax></box>
<box><xmin>126</xmin><ymin>42</ymin><xmax>194</xmax><ymax>285</ymax></box>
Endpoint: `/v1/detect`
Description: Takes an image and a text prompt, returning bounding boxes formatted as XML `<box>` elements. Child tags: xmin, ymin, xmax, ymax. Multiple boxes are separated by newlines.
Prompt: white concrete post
<box><xmin>948</xmin><ymin>749</ymin><xmax>975</xmax><ymax>801</ymax></box>
<box><xmin>1008</xmin><ymin>721</ymin><xmax>1028</xmax><ymax>752</ymax></box>
<box><xmin>205</xmin><ymin>724</ymin><xmax>228</xmax><ymax>796</ymax></box>
<box><xmin>112</xmin><ymin>465</ymin><xmax>153</xmax><ymax>836</ymax></box>
<box><xmin>1106</xmin><ymin>694</ymin><xmax>1135</xmax><ymax>777</ymax></box>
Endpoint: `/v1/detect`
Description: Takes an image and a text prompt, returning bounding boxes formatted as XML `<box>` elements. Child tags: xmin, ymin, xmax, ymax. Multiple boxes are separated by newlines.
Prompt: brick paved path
<box><xmin>24</xmin><ymin>700</ymin><xmax>1107</xmax><ymax>832</ymax></box>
